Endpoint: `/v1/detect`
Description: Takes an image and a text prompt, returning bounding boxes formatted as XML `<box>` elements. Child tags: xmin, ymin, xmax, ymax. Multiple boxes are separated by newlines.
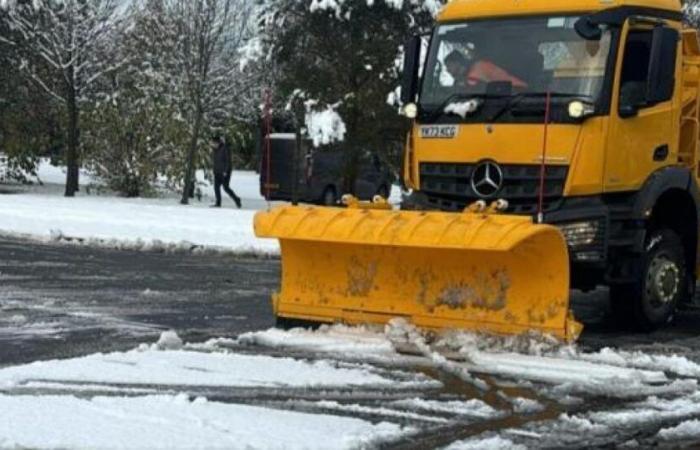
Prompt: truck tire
<box><xmin>322</xmin><ymin>187</ymin><xmax>337</xmax><ymax>206</ymax></box>
<box><xmin>609</xmin><ymin>229</ymin><xmax>688</xmax><ymax>331</ymax></box>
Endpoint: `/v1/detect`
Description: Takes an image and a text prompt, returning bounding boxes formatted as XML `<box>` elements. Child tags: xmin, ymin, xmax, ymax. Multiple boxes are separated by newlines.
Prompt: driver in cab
<box><xmin>444</xmin><ymin>49</ymin><xmax>528</xmax><ymax>90</ymax></box>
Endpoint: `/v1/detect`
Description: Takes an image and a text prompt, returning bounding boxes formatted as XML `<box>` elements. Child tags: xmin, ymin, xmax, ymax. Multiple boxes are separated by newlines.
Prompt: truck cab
<box><xmin>401</xmin><ymin>0</ymin><xmax>700</xmax><ymax>329</ymax></box>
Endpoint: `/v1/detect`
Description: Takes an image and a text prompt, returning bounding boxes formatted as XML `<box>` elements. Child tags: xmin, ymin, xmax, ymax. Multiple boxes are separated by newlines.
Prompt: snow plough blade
<box><xmin>254</xmin><ymin>201</ymin><xmax>582</xmax><ymax>342</ymax></box>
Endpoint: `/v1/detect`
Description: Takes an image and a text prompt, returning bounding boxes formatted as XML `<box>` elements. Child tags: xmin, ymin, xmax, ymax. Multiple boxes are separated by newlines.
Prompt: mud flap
<box><xmin>255</xmin><ymin>205</ymin><xmax>582</xmax><ymax>342</ymax></box>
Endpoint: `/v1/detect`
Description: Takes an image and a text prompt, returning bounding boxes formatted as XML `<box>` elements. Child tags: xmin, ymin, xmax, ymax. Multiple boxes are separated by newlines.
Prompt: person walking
<box><xmin>210</xmin><ymin>135</ymin><xmax>242</xmax><ymax>208</ymax></box>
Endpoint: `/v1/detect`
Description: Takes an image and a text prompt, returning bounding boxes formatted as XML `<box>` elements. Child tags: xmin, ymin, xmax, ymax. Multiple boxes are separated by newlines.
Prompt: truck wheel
<box><xmin>322</xmin><ymin>187</ymin><xmax>337</xmax><ymax>206</ymax></box>
<box><xmin>610</xmin><ymin>229</ymin><xmax>687</xmax><ymax>331</ymax></box>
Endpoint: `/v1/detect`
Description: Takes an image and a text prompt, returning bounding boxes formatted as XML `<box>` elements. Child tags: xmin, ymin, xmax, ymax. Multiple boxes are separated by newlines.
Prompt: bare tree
<box><xmin>2</xmin><ymin>0</ymin><xmax>122</xmax><ymax>196</ymax></box>
<box><xmin>162</xmin><ymin>0</ymin><xmax>257</xmax><ymax>205</ymax></box>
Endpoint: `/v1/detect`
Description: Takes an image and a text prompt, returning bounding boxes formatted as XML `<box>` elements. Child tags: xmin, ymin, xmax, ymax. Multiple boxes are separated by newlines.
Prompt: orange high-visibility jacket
<box><xmin>467</xmin><ymin>60</ymin><xmax>527</xmax><ymax>88</ymax></box>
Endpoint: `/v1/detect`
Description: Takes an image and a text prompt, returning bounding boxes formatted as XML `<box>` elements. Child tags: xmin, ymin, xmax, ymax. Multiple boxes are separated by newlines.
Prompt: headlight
<box><xmin>568</xmin><ymin>100</ymin><xmax>595</xmax><ymax>119</ymax></box>
<box><xmin>559</xmin><ymin>221</ymin><xmax>599</xmax><ymax>248</ymax></box>
<box><xmin>402</xmin><ymin>103</ymin><xmax>418</xmax><ymax>119</ymax></box>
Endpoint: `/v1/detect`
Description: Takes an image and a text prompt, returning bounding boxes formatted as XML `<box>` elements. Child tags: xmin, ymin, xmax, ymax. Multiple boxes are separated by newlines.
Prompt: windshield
<box><xmin>420</xmin><ymin>16</ymin><xmax>612</xmax><ymax>116</ymax></box>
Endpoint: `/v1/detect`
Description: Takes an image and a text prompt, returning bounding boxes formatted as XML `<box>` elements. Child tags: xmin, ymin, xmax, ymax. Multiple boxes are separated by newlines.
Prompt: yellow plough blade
<box><xmin>254</xmin><ymin>205</ymin><xmax>582</xmax><ymax>342</ymax></box>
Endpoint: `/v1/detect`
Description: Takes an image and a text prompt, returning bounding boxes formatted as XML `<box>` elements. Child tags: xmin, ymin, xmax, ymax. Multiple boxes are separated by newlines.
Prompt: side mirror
<box><xmin>401</xmin><ymin>36</ymin><xmax>421</xmax><ymax>105</ymax></box>
<box><xmin>619</xmin><ymin>104</ymin><xmax>639</xmax><ymax>119</ymax></box>
<box><xmin>574</xmin><ymin>17</ymin><xmax>602</xmax><ymax>41</ymax></box>
<box><xmin>646</xmin><ymin>27</ymin><xmax>678</xmax><ymax>105</ymax></box>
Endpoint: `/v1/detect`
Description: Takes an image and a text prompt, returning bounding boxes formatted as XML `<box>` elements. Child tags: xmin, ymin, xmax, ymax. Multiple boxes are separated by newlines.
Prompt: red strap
<box><xmin>537</xmin><ymin>91</ymin><xmax>552</xmax><ymax>223</ymax></box>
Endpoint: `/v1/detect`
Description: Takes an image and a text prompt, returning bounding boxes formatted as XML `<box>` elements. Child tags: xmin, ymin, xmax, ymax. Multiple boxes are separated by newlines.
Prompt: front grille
<box><xmin>420</xmin><ymin>162</ymin><xmax>568</xmax><ymax>215</ymax></box>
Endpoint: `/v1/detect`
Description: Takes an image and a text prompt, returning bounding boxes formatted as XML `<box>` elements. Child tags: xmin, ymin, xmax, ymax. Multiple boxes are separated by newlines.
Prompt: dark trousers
<box><xmin>214</xmin><ymin>172</ymin><xmax>240</xmax><ymax>206</ymax></box>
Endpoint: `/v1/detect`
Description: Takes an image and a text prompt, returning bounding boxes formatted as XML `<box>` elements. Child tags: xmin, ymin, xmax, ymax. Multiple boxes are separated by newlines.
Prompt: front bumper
<box><xmin>404</xmin><ymin>192</ymin><xmax>637</xmax><ymax>264</ymax></box>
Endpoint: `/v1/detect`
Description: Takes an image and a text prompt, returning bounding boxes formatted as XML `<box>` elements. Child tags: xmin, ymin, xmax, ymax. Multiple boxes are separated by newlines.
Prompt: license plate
<box><xmin>420</xmin><ymin>125</ymin><xmax>459</xmax><ymax>139</ymax></box>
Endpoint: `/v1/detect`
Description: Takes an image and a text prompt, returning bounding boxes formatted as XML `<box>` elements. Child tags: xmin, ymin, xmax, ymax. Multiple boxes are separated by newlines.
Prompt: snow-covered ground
<box><xmin>0</xmin><ymin>161</ymin><xmax>402</xmax><ymax>254</ymax></box>
<box><xmin>235</xmin><ymin>321</ymin><xmax>696</xmax><ymax>399</ymax></box>
<box><xmin>5</xmin><ymin>322</ymin><xmax>700</xmax><ymax>448</ymax></box>
<box><xmin>5</xmin><ymin>163</ymin><xmax>700</xmax><ymax>448</ymax></box>
<box><xmin>0</xmin><ymin>321</ymin><xmax>700</xmax><ymax>449</ymax></box>
<box><xmin>0</xmin><ymin>394</ymin><xmax>409</xmax><ymax>450</ymax></box>
<box><xmin>0</xmin><ymin>345</ymin><xmax>437</xmax><ymax>390</ymax></box>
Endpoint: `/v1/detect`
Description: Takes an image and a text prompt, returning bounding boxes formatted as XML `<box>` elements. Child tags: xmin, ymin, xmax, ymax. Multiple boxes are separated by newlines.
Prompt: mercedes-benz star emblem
<box><xmin>471</xmin><ymin>161</ymin><xmax>504</xmax><ymax>198</ymax></box>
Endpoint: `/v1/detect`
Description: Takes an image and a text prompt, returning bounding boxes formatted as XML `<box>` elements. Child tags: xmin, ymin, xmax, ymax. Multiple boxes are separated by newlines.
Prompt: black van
<box><xmin>259</xmin><ymin>134</ymin><xmax>394</xmax><ymax>205</ymax></box>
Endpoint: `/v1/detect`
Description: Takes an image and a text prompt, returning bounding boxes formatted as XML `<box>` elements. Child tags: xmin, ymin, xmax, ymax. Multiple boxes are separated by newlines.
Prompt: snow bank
<box><xmin>576</xmin><ymin>347</ymin><xmax>700</xmax><ymax>378</ymax></box>
<box><xmin>156</xmin><ymin>330</ymin><xmax>184</xmax><ymax>350</ymax></box>
<box><xmin>233</xmin><ymin>323</ymin><xmax>677</xmax><ymax>398</ymax></box>
<box><xmin>0</xmin><ymin>192</ymin><xmax>278</xmax><ymax>255</ymax></box>
<box><xmin>445</xmin><ymin>436</ymin><xmax>527</xmax><ymax>450</ymax></box>
<box><xmin>460</xmin><ymin>351</ymin><xmax>666</xmax><ymax>387</ymax></box>
<box><xmin>0</xmin><ymin>348</ymin><xmax>434</xmax><ymax>390</ymax></box>
<box><xmin>473</xmin><ymin>393</ymin><xmax>700</xmax><ymax>447</ymax></box>
<box><xmin>588</xmin><ymin>393</ymin><xmax>700</xmax><ymax>428</ymax></box>
<box><xmin>4</xmin><ymin>160</ymin><xmax>403</xmax><ymax>253</ymax></box>
<box><xmin>237</xmin><ymin>324</ymin><xmax>396</xmax><ymax>357</ymax></box>
<box><xmin>658</xmin><ymin>419</ymin><xmax>700</xmax><ymax>441</ymax></box>
<box><xmin>0</xmin><ymin>394</ymin><xmax>408</xmax><ymax>450</ymax></box>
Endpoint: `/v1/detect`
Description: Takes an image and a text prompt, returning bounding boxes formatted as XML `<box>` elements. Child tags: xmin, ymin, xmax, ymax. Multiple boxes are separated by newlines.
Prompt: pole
<box><xmin>263</xmin><ymin>90</ymin><xmax>273</xmax><ymax>210</ymax></box>
<box><xmin>537</xmin><ymin>91</ymin><xmax>552</xmax><ymax>224</ymax></box>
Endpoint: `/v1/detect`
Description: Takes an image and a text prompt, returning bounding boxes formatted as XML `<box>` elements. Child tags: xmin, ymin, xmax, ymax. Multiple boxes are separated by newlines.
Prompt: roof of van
<box><xmin>438</xmin><ymin>0</ymin><xmax>682</xmax><ymax>22</ymax></box>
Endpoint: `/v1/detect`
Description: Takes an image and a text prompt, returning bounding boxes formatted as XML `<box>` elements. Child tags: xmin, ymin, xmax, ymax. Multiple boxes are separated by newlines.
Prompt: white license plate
<box><xmin>419</xmin><ymin>125</ymin><xmax>459</xmax><ymax>139</ymax></box>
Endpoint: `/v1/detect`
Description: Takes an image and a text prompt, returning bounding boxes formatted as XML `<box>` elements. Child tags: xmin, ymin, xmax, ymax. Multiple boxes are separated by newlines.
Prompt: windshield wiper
<box><xmin>488</xmin><ymin>92</ymin><xmax>593</xmax><ymax>123</ymax></box>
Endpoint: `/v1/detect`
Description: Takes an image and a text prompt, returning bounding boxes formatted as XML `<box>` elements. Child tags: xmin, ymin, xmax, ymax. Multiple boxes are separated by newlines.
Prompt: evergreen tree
<box><xmin>257</xmin><ymin>0</ymin><xmax>441</xmax><ymax>192</ymax></box>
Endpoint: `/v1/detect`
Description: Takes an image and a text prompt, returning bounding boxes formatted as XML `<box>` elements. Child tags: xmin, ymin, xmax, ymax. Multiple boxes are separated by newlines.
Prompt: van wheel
<box><xmin>376</xmin><ymin>184</ymin><xmax>390</xmax><ymax>200</ymax></box>
<box><xmin>609</xmin><ymin>229</ymin><xmax>688</xmax><ymax>331</ymax></box>
<box><xmin>322</xmin><ymin>187</ymin><xmax>337</xmax><ymax>206</ymax></box>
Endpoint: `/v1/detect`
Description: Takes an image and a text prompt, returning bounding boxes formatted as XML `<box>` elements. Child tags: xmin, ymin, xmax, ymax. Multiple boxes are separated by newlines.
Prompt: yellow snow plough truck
<box><xmin>256</xmin><ymin>0</ymin><xmax>700</xmax><ymax>342</ymax></box>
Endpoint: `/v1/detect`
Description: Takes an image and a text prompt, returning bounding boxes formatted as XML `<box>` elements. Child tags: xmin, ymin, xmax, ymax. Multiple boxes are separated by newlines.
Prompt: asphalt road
<box><xmin>4</xmin><ymin>235</ymin><xmax>700</xmax><ymax>363</ymax></box>
<box><xmin>4</xmin><ymin>236</ymin><xmax>700</xmax><ymax>449</ymax></box>
<box><xmin>0</xmin><ymin>237</ymin><xmax>276</xmax><ymax>365</ymax></box>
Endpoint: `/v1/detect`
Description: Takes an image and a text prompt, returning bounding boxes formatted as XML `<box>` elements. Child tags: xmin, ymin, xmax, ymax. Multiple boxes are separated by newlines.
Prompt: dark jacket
<box><xmin>212</xmin><ymin>143</ymin><xmax>232</xmax><ymax>175</ymax></box>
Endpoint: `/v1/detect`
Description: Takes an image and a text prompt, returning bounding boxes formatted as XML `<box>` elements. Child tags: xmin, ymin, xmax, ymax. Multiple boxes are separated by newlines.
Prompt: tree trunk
<box><xmin>65</xmin><ymin>91</ymin><xmax>80</xmax><ymax>197</ymax></box>
<box><xmin>180</xmin><ymin>112</ymin><xmax>203</xmax><ymax>205</ymax></box>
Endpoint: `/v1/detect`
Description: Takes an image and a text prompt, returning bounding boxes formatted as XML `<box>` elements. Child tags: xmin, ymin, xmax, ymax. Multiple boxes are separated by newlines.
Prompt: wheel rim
<box><xmin>646</xmin><ymin>256</ymin><xmax>680</xmax><ymax>306</ymax></box>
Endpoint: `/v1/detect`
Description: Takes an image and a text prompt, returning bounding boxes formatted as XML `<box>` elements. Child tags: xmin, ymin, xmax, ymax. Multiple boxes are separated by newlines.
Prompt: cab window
<box><xmin>619</xmin><ymin>30</ymin><xmax>653</xmax><ymax>109</ymax></box>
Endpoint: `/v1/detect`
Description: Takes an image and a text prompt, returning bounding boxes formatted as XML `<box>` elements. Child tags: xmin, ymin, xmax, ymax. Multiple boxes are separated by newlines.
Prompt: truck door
<box><xmin>605</xmin><ymin>22</ymin><xmax>680</xmax><ymax>192</ymax></box>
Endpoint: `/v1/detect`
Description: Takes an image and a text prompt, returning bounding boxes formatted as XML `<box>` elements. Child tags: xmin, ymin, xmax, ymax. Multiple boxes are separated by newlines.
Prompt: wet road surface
<box><xmin>3</xmin><ymin>236</ymin><xmax>700</xmax><ymax>449</ymax></box>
